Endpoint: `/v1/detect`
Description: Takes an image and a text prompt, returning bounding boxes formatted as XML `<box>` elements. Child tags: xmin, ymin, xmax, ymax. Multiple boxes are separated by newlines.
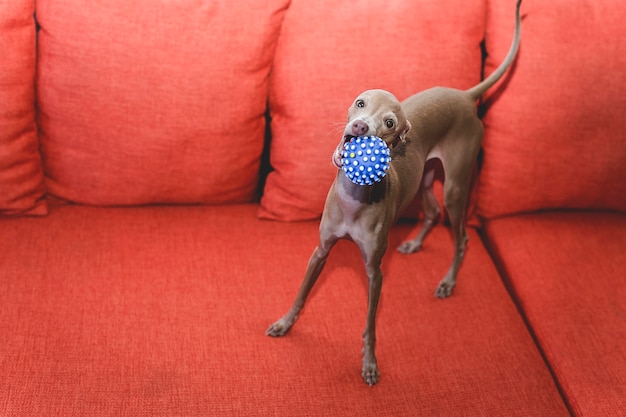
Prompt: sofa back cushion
<box><xmin>0</xmin><ymin>0</ymin><xmax>47</xmax><ymax>216</ymax></box>
<box><xmin>477</xmin><ymin>0</ymin><xmax>626</xmax><ymax>219</ymax></box>
<box><xmin>37</xmin><ymin>0</ymin><xmax>288</xmax><ymax>206</ymax></box>
<box><xmin>259</xmin><ymin>0</ymin><xmax>486</xmax><ymax>221</ymax></box>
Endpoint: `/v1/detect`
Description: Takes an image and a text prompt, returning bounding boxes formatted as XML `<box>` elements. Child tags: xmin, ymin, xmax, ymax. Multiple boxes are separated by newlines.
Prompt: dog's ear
<box><xmin>400</xmin><ymin>120</ymin><xmax>412</xmax><ymax>143</ymax></box>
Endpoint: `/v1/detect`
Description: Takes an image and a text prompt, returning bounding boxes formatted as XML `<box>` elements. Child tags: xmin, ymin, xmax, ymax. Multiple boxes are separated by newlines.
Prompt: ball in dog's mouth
<box><xmin>341</xmin><ymin>136</ymin><xmax>391</xmax><ymax>185</ymax></box>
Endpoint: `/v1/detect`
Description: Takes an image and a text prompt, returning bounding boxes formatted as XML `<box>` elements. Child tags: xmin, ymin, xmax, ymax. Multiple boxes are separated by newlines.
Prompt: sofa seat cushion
<box><xmin>259</xmin><ymin>0</ymin><xmax>486</xmax><ymax>221</ymax></box>
<box><xmin>0</xmin><ymin>0</ymin><xmax>46</xmax><ymax>216</ymax></box>
<box><xmin>482</xmin><ymin>212</ymin><xmax>626</xmax><ymax>416</ymax></box>
<box><xmin>36</xmin><ymin>0</ymin><xmax>288</xmax><ymax>206</ymax></box>
<box><xmin>478</xmin><ymin>0</ymin><xmax>626</xmax><ymax>219</ymax></box>
<box><xmin>0</xmin><ymin>204</ymin><xmax>568</xmax><ymax>415</ymax></box>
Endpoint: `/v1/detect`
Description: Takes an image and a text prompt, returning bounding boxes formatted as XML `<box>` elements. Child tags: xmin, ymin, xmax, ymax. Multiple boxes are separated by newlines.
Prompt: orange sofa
<box><xmin>1</xmin><ymin>0</ymin><xmax>624</xmax><ymax>416</ymax></box>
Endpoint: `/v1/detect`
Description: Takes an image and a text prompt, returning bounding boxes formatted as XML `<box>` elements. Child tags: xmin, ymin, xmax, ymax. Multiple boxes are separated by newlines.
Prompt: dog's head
<box><xmin>333</xmin><ymin>89</ymin><xmax>411</xmax><ymax>168</ymax></box>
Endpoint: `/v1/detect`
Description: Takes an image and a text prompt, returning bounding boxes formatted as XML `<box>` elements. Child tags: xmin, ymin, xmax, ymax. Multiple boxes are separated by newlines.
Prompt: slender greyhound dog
<box><xmin>267</xmin><ymin>0</ymin><xmax>522</xmax><ymax>386</ymax></box>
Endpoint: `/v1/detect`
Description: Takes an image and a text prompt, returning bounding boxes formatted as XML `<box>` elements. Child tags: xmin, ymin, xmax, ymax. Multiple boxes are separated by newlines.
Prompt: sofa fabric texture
<box><xmin>483</xmin><ymin>212</ymin><xmax>626</xmax><ymax>417</ymax></box>
<box><xmin>259</xmin><ymin>0</ymin><xmax>486</xmax><ymax>221</ymax></box>
<box><xmin>478</xmin><ymin>0</ymin><xmax>626</xmax><ymax>219</ymax></box>
<box><xmin>36</xmin><ymin>0</ymin><xmax>289</xmax><ymax>206</ymax></box>
<box><xmin>1</xmin><ymin>204</ymin><xmax>569</xmax><ymax>416</ymax></box>
<box><xmin>0</xmin><ymin>0</ymin><xmax>46</xmax><ymax>216</ymax></box>
<box><xmin>1</xmin><ymin>0</ymin><xmax>624</xmax><ymax>415</ymax></box>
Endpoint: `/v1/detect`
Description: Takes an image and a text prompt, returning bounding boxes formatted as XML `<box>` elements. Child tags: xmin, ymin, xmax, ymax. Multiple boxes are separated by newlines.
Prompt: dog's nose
<box><xmin>351</xmin><ymin>120</ymin><xmax>369</xmax><ymax>136</ymax></box>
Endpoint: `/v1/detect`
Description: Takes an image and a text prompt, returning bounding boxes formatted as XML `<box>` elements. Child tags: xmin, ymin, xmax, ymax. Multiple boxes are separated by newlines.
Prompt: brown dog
<box><xmin>267</xmin><ymin>0</ymin><xmax>522</xmax><ymax>386</ymax></box>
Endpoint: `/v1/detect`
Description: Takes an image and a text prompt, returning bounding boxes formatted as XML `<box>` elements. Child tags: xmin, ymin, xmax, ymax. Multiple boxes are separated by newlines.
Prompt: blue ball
<box><xmin>341</xmin><ymin>136</ymin><xmax>391</xmax><ymax>185</ymax></box>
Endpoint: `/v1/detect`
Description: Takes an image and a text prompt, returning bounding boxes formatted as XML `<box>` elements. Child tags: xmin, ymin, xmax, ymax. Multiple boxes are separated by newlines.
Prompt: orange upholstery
<box><xmin>478</xmin><ymin>0</ymin><xmax>626</xmax><ymax>219</ymax></box>
<box><xmin>36</xmin><ymin>0</ymin><xmax>289</xmax><ymax>206</ymax></box>
<box><xmin>0</xmin><ymin>204</ymin><xmax>569</xmax><ymax>416</ymax></box>
<box><xmin>483</xmin><ymin>212</ymin><xmax>626</xmax><ymax>416</ymax></box>
<box><xmin>259</xmin><ymin>0</ymin><xmax>486</xmax><ymax>221</ymax></box>
<box><xmin>1</xmin><ymin>0</ymin><xmax>623</xmax><ymax>414</ymax></box>
<box><xmin>0</xmin><ymin>0</ymin><xmax>46</xmax><ymax>215</ymax></box>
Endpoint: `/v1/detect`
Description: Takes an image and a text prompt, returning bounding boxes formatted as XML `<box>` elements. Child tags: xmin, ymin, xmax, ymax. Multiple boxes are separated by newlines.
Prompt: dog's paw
<box><xmin>397</xmin><ymin>240</ymin><xmax>422</xmax><ymax>254</ymax></box>
<box><xmin>434</xmin><ymin>280</ymin><xmax>455</xmax><ymax>299</ymax></box>
<box><xmin>362</xmin><ymin>362</ymin><xmax>380</xmax><ymax>386</ymax></box>
<box><xmin>265</xmin><ymin>317</ymin><xmax>293</xmax><ymax>337</ymax></box>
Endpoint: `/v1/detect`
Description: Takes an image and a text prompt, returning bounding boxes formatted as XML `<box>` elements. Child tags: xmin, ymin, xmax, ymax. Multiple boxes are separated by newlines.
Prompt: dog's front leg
<box><xmin>361</xmin><ymin>258</ymin><xmax>383</xmax><ymax>386</ymax></box>
<box><xmin>266</xmin><ymin>238</ymin><xmax>336</xmax><ymax>337</ymax></box>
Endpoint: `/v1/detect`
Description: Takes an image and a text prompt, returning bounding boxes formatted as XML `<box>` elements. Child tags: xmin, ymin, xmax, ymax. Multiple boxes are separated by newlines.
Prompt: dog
<box><xmin>267</xmin><ymin>0</ymin><xmax>522</xmax><ymax>386</ymax></box>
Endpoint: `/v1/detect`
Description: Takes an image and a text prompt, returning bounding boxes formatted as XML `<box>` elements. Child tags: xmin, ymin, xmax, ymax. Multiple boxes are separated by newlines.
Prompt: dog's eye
<box><xmin>356</xmin><ymin>100</ymin><xmax>365</xmax><ymax>108</ymax></box>
<box><xmin>385</xmin><ymin>119</ymin><xmax>395</xmax><ymax>129</ymax></box>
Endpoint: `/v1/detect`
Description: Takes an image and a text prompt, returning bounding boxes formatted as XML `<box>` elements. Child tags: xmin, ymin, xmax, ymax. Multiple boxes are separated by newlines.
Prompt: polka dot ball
<box><xmin>341</xmin><ymin>136</ymin><xmax>391</xmax><ymax>185</ymax></box>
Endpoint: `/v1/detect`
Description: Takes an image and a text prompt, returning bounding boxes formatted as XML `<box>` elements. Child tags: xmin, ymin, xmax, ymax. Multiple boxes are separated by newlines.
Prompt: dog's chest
<box><xmin>333</xmin><ymin>190</ymin><xmax>387</xmax><ymax>236</ymax></box>
<box><xmin>336</xmin><ymin>194</ymin><xmax>366</xmax><ymax>219</ymax></box>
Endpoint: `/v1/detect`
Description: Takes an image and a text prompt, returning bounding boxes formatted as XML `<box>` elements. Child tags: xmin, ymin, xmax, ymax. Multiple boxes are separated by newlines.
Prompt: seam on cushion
<box><xmin>259</xmin><ymin>0</ymin><xmax>292</xmax><ymax>202</ymax></box>
<box><xmin>477</xmin><ymin>225</ymin><xmax>575</xmax><ymax>417</ymax></box>
<box><xmin>256</xmin><ymin>105</ymin><xmax>273</xmax><ymax>202</ymax></box>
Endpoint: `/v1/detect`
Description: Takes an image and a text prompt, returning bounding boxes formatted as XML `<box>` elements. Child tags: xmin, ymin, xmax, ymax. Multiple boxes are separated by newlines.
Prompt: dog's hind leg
<box><xmin>435</xmin><ymin>183</ymin><xmax>469</xmax><ymax>298</ymax></box>
<box><xmin>434</xmin><ymin>136</ymin><xmax>479</xmax><ymax>298</ymax></box>
<box><xmin>397</xmin><ymin>166</ymin><xmax>440</xmax><ymax>254</ymax></box>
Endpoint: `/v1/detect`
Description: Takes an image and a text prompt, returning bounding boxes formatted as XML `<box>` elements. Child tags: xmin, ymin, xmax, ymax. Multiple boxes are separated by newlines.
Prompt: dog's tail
<box><xmin>465</xmin><ymin>0</ymin><xmax>522</xmax><ymax>101</ymax></box>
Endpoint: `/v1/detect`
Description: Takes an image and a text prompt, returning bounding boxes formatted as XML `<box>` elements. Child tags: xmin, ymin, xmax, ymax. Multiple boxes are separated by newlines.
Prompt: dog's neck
<box><xmin>388</xmin><ymin>134</ymin><xmax>404</xmax><ymax>149</ymax></box>
<box><xmin>336</xmin><ymin>172</ymin><xmax>387</xmax><ymax>206</ymax></box>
